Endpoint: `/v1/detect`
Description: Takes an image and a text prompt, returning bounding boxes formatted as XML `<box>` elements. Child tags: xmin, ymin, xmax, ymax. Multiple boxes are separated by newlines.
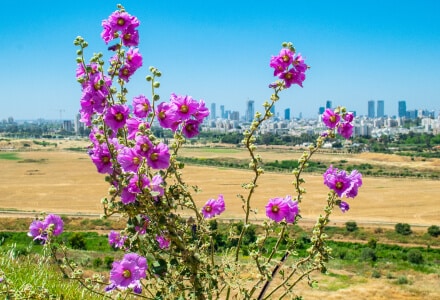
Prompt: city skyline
<box><xmin>1</xmin><ymin>1</ymin><xmax>439</xmax><ymax>120</ymax></box>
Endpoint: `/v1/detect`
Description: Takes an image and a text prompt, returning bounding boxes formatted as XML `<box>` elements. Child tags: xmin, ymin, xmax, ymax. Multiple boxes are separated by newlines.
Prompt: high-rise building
<box><xmin>398</xmin><ymin>100</ymin><xmax>406</xmax><ymax>118</ymax></box>
<box><xmin>284</xmin><ymin>108</ymin><xmax>290</xmax><ymax>120</ymax></box>
<box><xmin>220</xmin><ymin>105</ymin><xmax>225</xmax><ymax>119</ymax></box>
<box><xmin>368</xmin><ymin>100</ymin><xmax>375</xmax><ymax>118</ymax></box>
<box><xmin>325</xmin><ymin>100</ymin><xmax>332</xmax><ymax>109</ymax></box>
<box><xmin>377</xmin><ymin>100</ymin><xmax>385</xmax><ymax>118</ymax></box>
<box><xmin>210</xmin><ymin>103</ymin><xmax>216</xmax><ymax>119</ymax></box>
<box><xmin>245</xmin><ymin>100</ymin><xmax>255</xmax><ymax>122</ymax></box>
<box><xmin>318</xmin><ymin>107</ymin><xmax>325</xmax><ymax>115</ymax></box>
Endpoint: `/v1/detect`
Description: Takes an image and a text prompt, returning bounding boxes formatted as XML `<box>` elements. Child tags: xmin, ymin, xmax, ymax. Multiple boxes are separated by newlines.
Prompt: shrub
<box><xmin>371</xmin><ymin>269</ymin><xmax>381</xmax><ymax>278</ymax></box>
<box><xmin>396</xmin><ymin>276</ymin><xmax>409</xmax><ymax>285</ymax></box>
<box><xmin>360</xmin><ymin>247</ymin><xmax>377</xmax><ymax>262</ymax></box>
<box><xmin>92</xmin><ymin>257</ymin><xmax>103</xmax><ymax>268</ymax></box>
<box><xmin>367</xmin><ymin>238</ymin><xmax>377</xmax><ymax>249</ymax></box>
<box><xmin>104</xmin><ymin>256</ymin><xmax>114</xmax><ymax>269</ymax></box>
<box><xmin>68</xmin><ymin>232</ymin><xmax>87</xmax><ymax>250</ymax></box>
<box><xmin>345</xmin><ymin>221</ymin><xmax>358</xmax><ymax>232</ymax></box>
<box><xmin>427</xmin><ymin>225</ymin><xmax>440</xmax><ymax>237</ymax></box>
<box><xmin>407</xmin><ymin>249</ymin><xmax>424</xmax><ymax>264</ymax></box>
<box><xmin>395</xmin><ymin>223</ymin><xmax>412</xmax><ymax>235</ymax></box>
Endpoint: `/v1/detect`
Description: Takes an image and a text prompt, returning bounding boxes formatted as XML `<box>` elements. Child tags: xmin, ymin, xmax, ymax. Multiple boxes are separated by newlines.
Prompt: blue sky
<box><xmin>1</xmin><ymin>0</ymin><xmax>439</xmax><ymax>120</ymax></box>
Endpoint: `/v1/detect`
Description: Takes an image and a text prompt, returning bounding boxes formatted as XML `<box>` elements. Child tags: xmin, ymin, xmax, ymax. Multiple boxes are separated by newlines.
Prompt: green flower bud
<box><xmin>153</xmin><ymin>81</ymin><xmax>160</xmax><ymax>88</ymax></box>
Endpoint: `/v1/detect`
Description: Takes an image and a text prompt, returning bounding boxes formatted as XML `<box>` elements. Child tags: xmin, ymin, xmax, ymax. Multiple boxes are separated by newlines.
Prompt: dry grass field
<box><xmin>1</xmin><ymin>139</ymin><xmax>438</xmax><ymax>228</ymax></box>
<box><xmin>1</xmin><ymin>139</ymin><xmax>439</xmax><ymax>299</ymax></box>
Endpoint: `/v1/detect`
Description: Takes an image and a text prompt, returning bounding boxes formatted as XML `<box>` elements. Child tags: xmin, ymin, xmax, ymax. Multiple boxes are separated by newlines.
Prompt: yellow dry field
<box><xmin>0</xmin><ymin>140</ymin><xmax>439</xmax><ymax>228</ymax></box>
<box><xmin>1</xmin><ymin>140</ymin><xmax>440</xmax><ymax>299</ymax></box>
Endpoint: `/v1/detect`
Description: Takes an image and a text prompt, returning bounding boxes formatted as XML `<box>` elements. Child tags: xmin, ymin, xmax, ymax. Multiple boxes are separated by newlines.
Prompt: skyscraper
<box><xmin>220</xmin><ymin>105</ymin><xmax>225</xmax><ymax>119</ymax></box>
<box><xmin>368</xmin><ymin>100</ymin><xmax>375</xmax><ymax>118</ymax></box>
<box><xmin>398</xmin><ymin>100</ymin><xmax>406</xmax><ymax>118</ymax></box>
<box><xmin>326</xmin><ymin>100</ymin><xmax>332</xmax><ymax>109</ymax></box>
<box><xmin>245</xmin><ymin>100</ymin><xmax>255</xmax><ymax>122</ymax></box>
<box><xmin>377</xmin><ymin>100</ymin><xmax>384</xmax><ymax>118</ymax></box>
<box><xmin>210</xmin><ymin>103</ymin><xmax>216</xmax><ymax>119</ymax></box>
<box><xmin>284</xmin><ymin>108</ymin><xmax>290</xmax><ymax>120</ymax></box>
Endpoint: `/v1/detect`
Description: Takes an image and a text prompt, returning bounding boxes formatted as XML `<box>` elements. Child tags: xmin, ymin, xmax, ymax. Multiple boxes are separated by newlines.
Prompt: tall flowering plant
<box><xmin>32</xmin><ymin>4</ymin><xmax>362</xmax><ymax>299</ymax></box>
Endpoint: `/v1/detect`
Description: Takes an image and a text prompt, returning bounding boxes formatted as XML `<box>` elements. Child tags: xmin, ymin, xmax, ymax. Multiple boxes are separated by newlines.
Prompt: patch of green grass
<box><xmin>196</xmin><ymin>148</ymin><xmax>242</xmax><ymax>154</ymax></box>
<box><xmin>0</xmin><ymin>152</ymin><xmax>20</xmax><ymax>160</ymax></box>
<box><xmin>0</xmin><ymin>248</ymin><xmax>106</xmax><ymax>299</ymax></box>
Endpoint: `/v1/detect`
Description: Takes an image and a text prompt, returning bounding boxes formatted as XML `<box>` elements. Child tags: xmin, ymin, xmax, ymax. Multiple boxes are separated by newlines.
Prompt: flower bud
<box><xmin>146</xmin><ymin>75</ymin><xmax>152</xmax><ymax>81</ymax></box>
<box><xmin>153</xmin><ymin>81</ymin><xmax>160</xmax><ymax>88</ymax></box>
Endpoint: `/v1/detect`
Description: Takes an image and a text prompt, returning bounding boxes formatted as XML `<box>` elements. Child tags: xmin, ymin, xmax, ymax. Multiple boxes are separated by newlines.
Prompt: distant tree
<box><xmin>345</xmin><ymin>221</ymin><xmax>358</xmax><ymax>232</ymax></box>
<box><xmin>395</xmin><ymin>223</ymin><xmax>412</xmax><ymax>235</ymax></box>
<box><xmin>407</xmin><ymin>249</ymin><xmax>423</xmax><ymax>264</ymax></box>
<box><xmin>427</xmin><ymin>225</ymin><xmax>440</xmax><ymax>237</ymax></box>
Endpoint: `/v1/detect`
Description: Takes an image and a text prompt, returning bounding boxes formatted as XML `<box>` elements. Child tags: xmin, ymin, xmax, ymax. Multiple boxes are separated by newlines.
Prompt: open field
<box><xmin>1</xmin><ymin>139</ymin><xmax>439</xmax><ymax>299</ymax></box>
<box><xmin>0</xmin><ymin>139</ymin><xmax>439</xmax><ymax>228</ymax></box>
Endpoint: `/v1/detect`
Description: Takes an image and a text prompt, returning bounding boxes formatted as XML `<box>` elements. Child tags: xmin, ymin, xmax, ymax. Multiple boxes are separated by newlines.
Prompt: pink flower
<box><xmin>109</xmin><ymin>253</ymin><xmax>147</xmax><ymax>290</ymax></box>
<box><xmin>337</xmin><ymin>121</ymin><xmax>354</xmax><ymax>139</ymax></box>
<box><xmin>182</xmin><ymin>119</ymin><xmax>201</xmax><ymax>138</ymax></box>
<box><xmin>147</xmin><ymin>142</ymin><xmax>170</xmax><ymax>169</ymax></box>
<box><xmin>322</xmin><ymin>109</ymin><xmax>341</xmax><ymax>129</ymax></box>
<box><xmin>156</xmin><ymin>235</ymin><xmax>171</xmax><ymax>249</ymax></box>
<box><xmin>135</xmin><ymin>135</ymin><xmax>153</xmax><ymax>158</ymax></box>
<box><xmin>201</xmin><ymin>195</ymin><xmax>226</xmax><ymax>219</ymax></box>
<box><xmin>338</xmin><ymin>201</ymin><xmax>350</xmax><ymax>213</ymax></box>
<box><xmin>265</xmin><ymin>197</ymin><xmax>289</xmax><ymax>223</ymax></box>
<box><xmin>170</xmin><ymin>94</ymin><xmax>199</xmax><ymax>122</ymax></box>
<box><xmin>117</xmin><ymin>146</ymin><xmax>143</xmax><ymax>173</ymax></box>
<box><xmin>108</xmin><ymin>231</ymin><xmax>127</xmax><ymax>248</ymax></box>
<box><xmin>104</xmin><ymin>104</ymin><xmax>130</xmax><ymax>131</ymax></box>
<box><xmin>156</xmin><ymin>102</ymin><xmax>179</xmax><ymax>131</ymax></box>
<box><xmin>265</xmin><ymin>196</ymin><xmax>298</xmax><ymax>223</ymax></box>
<box><xmin>90</xmin><ymin>143</ymin><xmax>113</xmax><ymax>174</ymax></box>
<box><xmin>133</xmin><ymin>95</ymin><xmax>151</xmax><ymax>118</ymax></box>
<box><xmin>323</xmin><ymin>166</ymin><xmax>362</xmax><ymax>198</ymax></box>
<box><xmin>126</xmin><ymin>47</ymin><xmax>143</xmax><ymax>71</ymax></box>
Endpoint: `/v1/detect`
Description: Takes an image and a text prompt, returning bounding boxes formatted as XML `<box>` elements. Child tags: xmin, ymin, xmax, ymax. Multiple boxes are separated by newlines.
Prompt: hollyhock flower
<box><xmin>182</xmin><ymin>119</ymin><xmax>201</xmax><ymax>138</ymax></box>
<box><xmin>278</xmin><ymin>48</ymin><xmax>294</xmax><ymax>68</ymax></box>
<box><xmin>201</xmin><ymin>195</ymin><xmax>226</xmax><ymax>219</ymax></box>
<box><xmin>193</xmin><ymin>99</ymin><xmax>210</xmax><ymax>122</ymax></box>
<box><xmin>292</xmin><ymin>53</ymin><xmax>308</xmax><ymax>72</ymax></box>
<box><xmin>146</xmin><ymin>142</ymin><xmax>170</xmax><ymax>169</ymax></box>
<box><xmin>121</xmin><ymin>187</ymin><xmax>137</xmax><ymax>204</ymax></box>
<box><xmin>109</xmin><ymin>253</ymin><xmax>147</xmax><ymax>289</ymax></box>
<box><xmin>104</xmin><ymin>104</ymin><xmax>130</xmax><ymax>131</ymax></box>
<box><xmin>118</xmin><ymin>65</ymin><xmax>135</xmax><ymax>82</ymax></box>
<box><xmin>117</xmin><ymin>146</ymin><xmax>143</xmax><ymax>173</ymax></box>
<box><xmin>345</xmin><ymin>170</ymin><xmax>363</xmax><ymax>198</ymax></box>
<box><xmin>270</xmin><ymin>55</ymin><xmax>287</xmax><ymax>77</ymax></box>
<box><xmin>322</xmin><ymin>109</ymin><xmax>341</xmax><ymax>129</ymax></box>
<box><xmin>338</xmin><ymin>201</ymin><xmax>350</xmax><ymax>213</ymax></box>
<box><xmin>126</xmin><ymin>117</ymin><xmax>150</xmax><ymax>140</ymax></box>
<box><xmin>323</xmin><ymin>166</ymin><xmax>363</xmax><ymax>198</ymax></box>
<box><xmin>121</xmin><ymin>25</ymin><xmax>140</xmax><ymax>47</ymax></box>
<box><xmin>284</xmin><ymin>196</ymin><xmax>299</xmax><ymax>224</ymax></box>
<box><xmin>28</xmin><ymin>220</ymin><xmax>47</xmax><ymax>242</ymax></box>
<box><xmin>337</xmin><ymin>121</ymin><xmax>354</xmax><ymax>139</ymax></box>
<box><xmin>265</xmin><ymin>197</ymin><xmax>289</xmax><ymax>223</ymax></box>
<box><xmin>126</xmin><ymin>47</ymin><xmax>143</xmax><ymax>71</ymax></box>
<box><xmin>279</xmin><ymin>68</ymin><xmax>305</xmax><ymax>88</ymax></box>
<box><xmin>344</xmin><ymin>112</ymin><xmax>354</xmax><ymax>122</ymax></box>
<box><xmin>108</xmin><ymin>230</ymin><xmax>127</xmax><ymax>248</ymax></box>
<box><xmin>90</xmin><ymin>143</ymin><xmax>113</xmax><ymax>174</ymax></box>
<box><xmin>101</xmin><ymin>10</ymin><xmax>140</xmax><ymax>44</ymax></box>
<box><xmin>156</xmin><ymin>235</ymin><xmax>171</xmax><ymax>249</ymax></box>
<box><xmin>156</xmin><ymin>102</ymin><xmax>179</xmax><ymax>131</ymax></box>
<box><xmin>133</xmin><ymin>95</ymin><xmax>151</xmax><ymax>118</ymax></box>
<box><xmin>135</xmin><ymin>135</ymin><xmax>153</xmax><ymax>158</ymax></box>
<box><xmin>170</xmin><ymin>94</ymin><xmax>198</xmax><ymax>121</ymax></box>
<box><xmin>127</xmin><ymin>173</ymin><xmax>149</xmax><ymax>193</ymax></box>
<box><xmin>44</xmin><ymin>214</ymin><xmax>64</xmax><ymax>236</ymax></box>
<box><xmin>150</xmin><ymin>174</ymin><xmax>164</xmax><ymax>197</ymax></box>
